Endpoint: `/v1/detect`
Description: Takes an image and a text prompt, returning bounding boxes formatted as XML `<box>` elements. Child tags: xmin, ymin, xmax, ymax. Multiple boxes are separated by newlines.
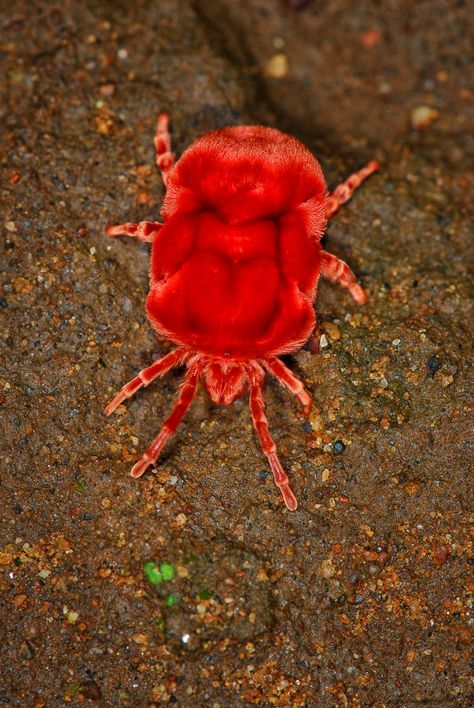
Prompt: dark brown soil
<box><xmin>1</xmin><ymin>1</ymin><xmax>472</xmax><ymax>705</ymax></box>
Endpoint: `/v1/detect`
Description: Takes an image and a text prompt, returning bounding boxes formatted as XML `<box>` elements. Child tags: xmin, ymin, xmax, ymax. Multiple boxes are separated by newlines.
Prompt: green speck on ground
<box><xmin>160</xmin><ymin>562</ymin><xmax>175</xmax><ymax>581</ymax></box>
<box><xmin>144</xmin><ymin>561</ymin><xmax>175</xmax><ymax>585</ymax></box>
<box><xmin>199</xmin><ymin>588</ymin><xmax>213</xmax><ymax>600</ymax></box>
<box><xmin>165</xmin><ymin>594</ymin><xmax>178</xmax><ymax>608</ymax></box>
<box><xmin>143</xmin><ymin>561</ymin><xmax>163</xmax><ymax>585</ymax></box>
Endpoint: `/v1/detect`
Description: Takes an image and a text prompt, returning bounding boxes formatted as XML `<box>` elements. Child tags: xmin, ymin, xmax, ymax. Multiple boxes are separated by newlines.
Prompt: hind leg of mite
<box><xmin>104</xmin><ymin>112</ymin><xmax>175</xmax><ymax>241</ymax></box>
<box><xmin>326</xmin><ymin>160</ymin><xmax>379</xmax><ymax>219</ymax></box>
<box><xmin>320</xmin><ymin>251</ymin><xmax>368</xmax><ymax>304</ymax></box>
<box><xmin>155</xmin><ymin>112</ymin><xmax>175</xmax><ymax>187</ymax></box>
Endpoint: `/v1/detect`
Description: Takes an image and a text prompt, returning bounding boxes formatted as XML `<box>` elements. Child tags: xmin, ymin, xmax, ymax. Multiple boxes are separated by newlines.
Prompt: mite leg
<box><xmin>130</xmin><ymin>365</ymin><xmax>201</xmax><ymax>478</ymax></box>
<box><xmin>249</xmin><ymin>380</ymin><xmax>298</xmax><ymax>511</ymax></box>
<box><xmin>104</xmin><ymin>348</ymin><xmax>188</xmax><ymax>416</ymax></box>
<box><xmin>326</xmin><ymin>160</ymin><xmax>379</xmax><ymax>220</ymax></box>
<box><xmin>154</xmin><ymin>112</ymin><xmax>175</xmax><ymax>187</ymax></box>
<box><xmin>263</xmin><ymin>357</ymin><xmax>312</xmax><ymax>416</ymax></box>
<box><xmin>320</xmin><ymin>251</ymin><xmax>368</xmax><ymax>304</ymax></box>
<box><xmin>105</xmin><ymin>220</ymin><xmax>162</xmax><ymax>242</ymax></box>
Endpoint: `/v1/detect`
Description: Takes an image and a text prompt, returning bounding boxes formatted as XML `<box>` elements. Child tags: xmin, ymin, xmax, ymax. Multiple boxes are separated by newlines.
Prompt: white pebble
<box><xmin>320</xmin><ymin>334</ymin><xmax>329</xmax><ymax>349</ymax></box>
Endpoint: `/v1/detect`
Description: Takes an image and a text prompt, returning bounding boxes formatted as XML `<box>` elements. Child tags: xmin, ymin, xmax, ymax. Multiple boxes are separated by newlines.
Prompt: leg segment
<box><xmin>249</xmin><ymin>379</ymin><xmax>298</xmax><ymax>511</ymax></box>
<box><xmin>326</xmin><ymin>160</ymin><xmax>379</xmax><ymax>219</ymax></box>
<box><xmin>130</xmin><ymin>364</ymin><xmax>201</xmax><ymax>478</ymax></box>
<box><xmin>104</xmin><ymin>348</ymin><xmax>188</xmax><ymax>416</ymax></box>
<box><xmin>104</xmin><ymin>113</ymin><xmax>174</xmax><ymax>242</ymax></box>
<box><xmin>105</xmin><ymin>221</ymin><xmax>162</xmax><ymax>242</ymax></box>
<box><xmin>321</xmin><ymin>251</ymin><xmax>368</xmax><ymax>304</ymax></box>
<box><xmin>263</xmin><ymin>357</ymin><xmax>312</xmax><ymax>416</ymax></box>
<box><xmin>154</xmin><ymin>113</ymin><xmax>175</xmax><ymax>187</ymax></box>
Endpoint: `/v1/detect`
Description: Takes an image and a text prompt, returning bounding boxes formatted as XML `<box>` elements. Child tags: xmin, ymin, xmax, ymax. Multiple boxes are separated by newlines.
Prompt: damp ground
<box><xmin>0</xmin><ymin>1</ymin><xmax>472</xmax><ymax>705</ymax></box>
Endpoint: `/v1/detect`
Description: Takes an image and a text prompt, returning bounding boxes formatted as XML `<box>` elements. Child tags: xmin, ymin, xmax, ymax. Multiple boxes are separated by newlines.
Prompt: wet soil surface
<box><xmin>1</xmin><ymin>1</ymin><xmax>473</xmax><ymax>705</ymax></box>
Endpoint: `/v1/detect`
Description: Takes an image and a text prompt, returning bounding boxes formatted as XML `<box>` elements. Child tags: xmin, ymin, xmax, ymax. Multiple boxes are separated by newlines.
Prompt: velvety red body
<box><xmin>146</xmin><ymin>126</ymin><xmax>328</xmax><ymax>358</ymax></box>
<box><xmin>105</xmin><ymin>117</ymin><xmax>378</xmax><ymax>510</ymax></box>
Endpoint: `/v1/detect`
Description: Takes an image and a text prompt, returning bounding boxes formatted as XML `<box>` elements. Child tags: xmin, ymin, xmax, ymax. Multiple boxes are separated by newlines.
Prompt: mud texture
<box><xmin>1</xmin><ymin>1</ymin><xmax>473</xmax><ymax>705</ymax></box>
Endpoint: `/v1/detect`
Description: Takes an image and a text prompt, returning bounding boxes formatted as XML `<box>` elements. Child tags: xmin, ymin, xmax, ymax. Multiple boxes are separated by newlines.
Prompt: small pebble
<box><xmin>13</xmin><ymin>594</ymin><xmax>27</xmax><ymax>608</ymax></box>
<box><xmin>361</xmin><ymin>29</ymin><xmax>381</xmax><ymax>48</ymax></box>
<box><xmin>411</xmin><ymin>105</ymin><xmax>439</xmax><ymax>129</ymax></box>
<box><xmin>440</xmin><ymin>373</ymin><xmax>454</xmax><ymax>387</ymax></box>
<box><xmin>319</xmin><ymin>558</ymin><xmax>335</xmax><ymax>579</ymax></box>
<box><xmin>13</xmin><ymin>277</ymin><xmax>33</xmax><ymax>294</ymax></box>
<box><xmin>265</xmin><ymin>53</ymin><xmax>289</xmax><ymax>78</ymax></box>
<box><xmin>121</xmin><ymin>297</ymin><xmax>133</xmax><ymax>313</ymax></box>
<box><xmin>99</xmin><ymin>83</ymin><xmax>115</xmax><ymax>98</ymax></box>
<box><xmin>131</xmin><ymin>633</ymin><xmax>148</xmax><ymax>645</ymax></box>
<box><xmin>403</xmin><ymin>480</ymin><xmax>421</xmax><ymax>497</ymax></box>
<box><xmin>322</xmin><ymin>322</ymin><xmax>341</xmax><ymax>341</ymax></box>
<box><xmin>432</xmin><ymin>543</ymin><xmax>450</xmax><ymax>566</ymax></box>
<box><xmin>66</xmin><ymin>610</ymin><xmax>79</xmax><ymax>624</ymax></box>
<box><xmin>333</xmin><ymin>440</ymin><xmax>346</xmax><ymax>454</ymax></box>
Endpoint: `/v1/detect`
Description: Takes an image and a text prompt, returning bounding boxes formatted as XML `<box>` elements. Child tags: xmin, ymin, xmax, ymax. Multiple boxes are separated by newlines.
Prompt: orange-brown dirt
<box><xmin>1</xmin><ymin>1</ymin><xmax>472</xmax><ymax>705</ymax></box>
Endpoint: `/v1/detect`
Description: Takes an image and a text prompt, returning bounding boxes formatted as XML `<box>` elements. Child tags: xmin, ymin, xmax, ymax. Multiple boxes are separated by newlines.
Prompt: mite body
<box><xmin>105</xmin><ymin>114</ymin><xmax>378</xmax><ymax>510</ymax></box>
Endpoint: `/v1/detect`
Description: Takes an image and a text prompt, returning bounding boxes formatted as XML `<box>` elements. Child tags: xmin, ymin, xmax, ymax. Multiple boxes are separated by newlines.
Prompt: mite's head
<box><xmin>203</xmin><ymin>359</ymin><xmax>247</xmax><ymax>406</ymax></box>
<box><xmin>163</xmin><ymin>125</ymin><xmax>327</xmax><ymax>238</ymax></box>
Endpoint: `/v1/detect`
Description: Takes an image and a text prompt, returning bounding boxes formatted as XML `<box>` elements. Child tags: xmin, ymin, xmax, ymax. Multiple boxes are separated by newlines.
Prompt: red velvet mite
<box><xmin>104</xmin><ymin>114</ymin><xmax>378</xmax><ymax>510</ymax></box>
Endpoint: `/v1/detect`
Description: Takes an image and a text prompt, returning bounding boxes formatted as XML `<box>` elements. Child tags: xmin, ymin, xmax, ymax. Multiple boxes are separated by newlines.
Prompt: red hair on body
<box><xmin>105</xmin><ymin>114</ymin><xmax>378</xmax><ymax>510</ymax></box>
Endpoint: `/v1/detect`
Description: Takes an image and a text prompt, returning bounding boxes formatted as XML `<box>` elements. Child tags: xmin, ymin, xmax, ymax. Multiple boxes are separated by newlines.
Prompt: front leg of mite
<box><xmin>262</xmin><ymin>357</ymin><xmax>312</xmax><ymax>415</ymax></box>
<box><xmin>249</xmin><ymin>373</ymin><xmax>298</xmax><ymax>511</ymax></box>
<box><xmin>104</xmin><ymin>348</ymin><xmax>188</xmax><ymax>415</ymax></box>
<box><xmin>130</xmin><ymin>363</ymin><xmax>202</xmax><ymax>479</ymax></box>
